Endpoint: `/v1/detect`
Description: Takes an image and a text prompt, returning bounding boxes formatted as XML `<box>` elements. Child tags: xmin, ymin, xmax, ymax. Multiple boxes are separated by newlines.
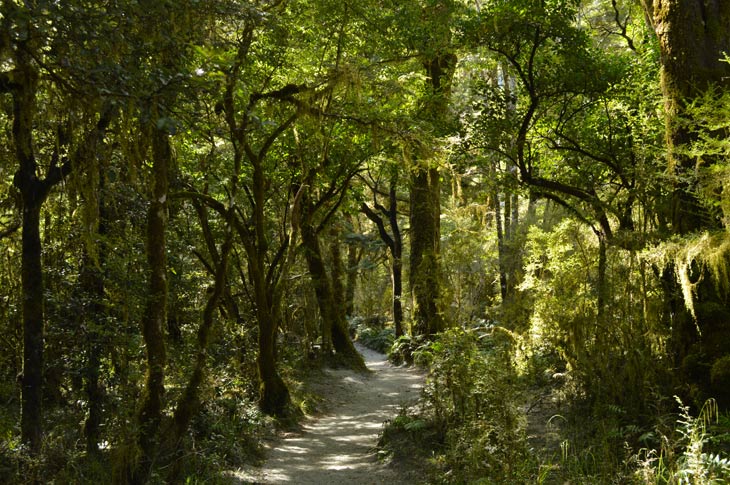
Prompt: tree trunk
<box><xmin>82</xmin><ymin>192</ymin><xmax>107</xmax><ymax>456</ymax></box>
<box><xmin>389</xmin><ymin>183</ymin><xmax>404</xmax><ymax>338</ymax></box>
<box><xmin>645</xmin><ymin>0</ymin><xmax>730</xmax><ymax>233</ymax></box>
<box><xmin>491</xmin><ymin>185</ymin><xmax>508</xmax><ymax>303</ymax></box>
<box><xmin>361</xmin><ymin>176</ymin><xmax>404</xmax><ymax>338</ymax></box>
<box><xmin>596</xmin><ymin>231</ymin><xmax>608</xmax><ymax>319</ymax></box>
<box><xmin>409</xmin><ymin>50</ymin><xmax>456</xmax><ymax>338</ymax></box>
<box><xmin>257</xmin><ymin>305</ymin><xmax>291</xmax><ymax>415</ymax></box>
<box><xmin>302</xmin><ymin>221</ymin><xmax>334</xmax><ymax>354</ymax></box>
<box><xmin>503</xmin><ymin>189</ymin><xmax>512</xmax><ymax>241</ymax></box>
<box><xmin>167</xmin><ymin>223</ymin><xmax>233</xmax><ymax>481</ymax></box>
<box><xmin>134</xmin><ymin>127</ymin><xmax>170</xmax><ymax>484</ymax></box>
<box><xmin>410</xmin><ymin>167</ymin><xmax>444</xmax><ymax>337</ymax></box>
<box><xmin>82</xmin><ymin>260</ymin><xmax>105</xmax><ymax>457</ymax></box>
<box><xmin>301</xmin><ymin>217</ymin><xmax>365</xmax><ymax>370</ymax></box>
<box><xmin>507</xmin><ymin>191</ymin><xmax>520</xmax><ymax>295</ymax></box>
<box><xmin>247</xmin><ymin>228</ymin><xmax>293</xmax><ymax>418</ymax></box>
<box><xmin>644</xmin><ymin>0</ymin><xmax>730</xmax><ymax>401</ymax></box>
<box><xmin>251</xmin><ymin>150</ymin><xmax>295</xmax><ymax>418</ymax></box>
<box><xmin>19</xmin><ymin>202</ymin><xmax>44</xmax><ymax>453</ymax></box>
<box><xmin>9</xmin><ymin>42</ymin><xmax>115</xmax><ymax>451</ymax></box>
<box><xmin>344</xmin><ymin>239</ymin><xmax>360</xmax><ymax>317</ymax></box>
<box><xmin>10</xmin><ymin>49</ymin><xmax>44</xmax><ymax>453</ymax></box>
<box><xmin>328</xmin><ymin>224</ymin><xmax>347</xmax><ymax>324</ymax></box>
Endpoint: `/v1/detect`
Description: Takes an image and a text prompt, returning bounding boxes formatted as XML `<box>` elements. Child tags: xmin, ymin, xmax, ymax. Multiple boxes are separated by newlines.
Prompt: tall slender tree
<box><xmin>1</xmin><ymin>2</ymin><xmax>117</xmax><ymax>451</ymax></box>
<box><xmin>407</xmin><ymin>0</ymin><xmax>459</xmax><ymax>337</ymax></box>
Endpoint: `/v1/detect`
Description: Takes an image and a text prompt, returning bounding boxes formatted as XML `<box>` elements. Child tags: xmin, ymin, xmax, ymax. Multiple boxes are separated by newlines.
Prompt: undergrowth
<box><xmin>357</xmin><ymin>326</ymin><xmax>395</xmax><ymax>354</ymax></box>
<box><xmin>0</xmin><ymin>392</ymin><xmax>269</xmax><ymax>485</ymax></box>
<box><xmin>379</xmin><ymin>328</ymin><xmax>730</xmax><ymax>484</ymax></box>
<box><xmin>380</xmin><ymin>327</ymin><xmax>534</xmax><ymax>483</ymax></box>
<box><xmin>632</xmin><ymin>397</ymin><xmax>730</xmax><ymax>484</ymax></box>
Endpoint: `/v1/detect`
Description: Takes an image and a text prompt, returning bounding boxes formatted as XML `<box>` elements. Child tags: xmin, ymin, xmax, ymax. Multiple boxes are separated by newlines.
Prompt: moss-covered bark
<box><xmin>644</xmin><ymin>0</ymin><xmax>730</xmax><ymax>405</ymax></box>
<box><xmin>257</xmin><ymin>314</ymin><xmax>292</xmax><ymax>415</ymax></box>
<box><xmin>344</xmin><ymin>236</ymin><xmax>360</xmax><ymax>317</ymax></box>
<box><xmin>409</xmin><ymin>167</ymin><xmax>444</xmax><ymax>337</ymax></box>
<box><xmin>409</xmin><ymin>45</ymin><xmax>457</xmax><ymax>338</ymax></box>
<box><xmin>133</xmin><ymin>127</ymin><xmax>170</xmax><ymax>484</ymax></box>
<box><xmin>301</xmin><ymin>217</ymin><xmax>366</xmax><ymax>371</ymax></box>
<box><xmin>19</xmin><ymin>202</ymin><xmax>44</xmax><ymax>453</ymax></box>
<box><xmin>10</xmin><ymin>49</ymin><xmax>44</xmax><ymax>454</ymax></box>
<box><xmin>329</xmin><ymin>225</ymin><xmax>347</xmax><ymax>322</ymax></box>
<box><xmin>9</xmin><ymin>45</ymin><xmax>115</xmax><ymax>452</ymax></box>
<box><xmin>390</xmin><ymin>189</ymin><xmax>405</xmax><ymax>338</ymax></box>
<box><xmin>647</xmin><ymin>0</ymin><xmax>730</xmax><ymax>233</ymax></box>
<box><xmin>82</xmin><ymin>248</ymin><xmax>106</xmax><ymax>455</ymax></box>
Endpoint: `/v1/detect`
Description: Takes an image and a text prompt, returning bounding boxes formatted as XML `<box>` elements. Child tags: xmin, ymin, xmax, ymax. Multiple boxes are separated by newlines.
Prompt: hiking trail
<box><xmin>229</xmin><ymin>344</ymin><xmax>425</xmax><ymax>484</ymax></box>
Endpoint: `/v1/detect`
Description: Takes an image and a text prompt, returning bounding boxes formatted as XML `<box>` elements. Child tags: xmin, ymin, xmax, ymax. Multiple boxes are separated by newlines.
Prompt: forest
<box><xmin>2</xmin><ymin>0</ymin><xmax>730</xmax><ymax>483</ymax></box>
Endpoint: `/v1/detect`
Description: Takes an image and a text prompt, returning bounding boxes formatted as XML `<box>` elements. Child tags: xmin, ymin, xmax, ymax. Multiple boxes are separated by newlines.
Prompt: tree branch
<box><xmin>361</xmin><ymin>202</ymin><xmax>395</xmax><ymax>251</ymax></box>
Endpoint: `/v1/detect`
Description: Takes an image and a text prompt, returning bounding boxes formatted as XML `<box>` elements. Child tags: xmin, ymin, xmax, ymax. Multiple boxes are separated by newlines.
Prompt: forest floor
<box><xmin>228</xmin><ymin>344</ymin><xmax>426</xmax><ymax>484</ymax></box>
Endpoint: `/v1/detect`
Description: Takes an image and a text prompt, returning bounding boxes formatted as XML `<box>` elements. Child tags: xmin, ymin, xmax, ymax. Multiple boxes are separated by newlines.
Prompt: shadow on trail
<box><xmin>229</xmin><ymin>345</ymin><xmax>424</xmax><ymax>484</ymax></box>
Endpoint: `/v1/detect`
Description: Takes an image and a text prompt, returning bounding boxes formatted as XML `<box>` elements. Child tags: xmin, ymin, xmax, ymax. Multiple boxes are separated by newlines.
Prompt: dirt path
<box><xmin>229</xmin><ymin>344</ymin><xmax>425</xmax><ymax>484</ymax></box>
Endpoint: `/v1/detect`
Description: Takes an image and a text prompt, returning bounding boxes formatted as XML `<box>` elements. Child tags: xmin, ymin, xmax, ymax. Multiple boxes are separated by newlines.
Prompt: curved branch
<box><xmin>361</xmin><ymin>202</ymin><xmax>395</xmax><ymax>251</ymax></box>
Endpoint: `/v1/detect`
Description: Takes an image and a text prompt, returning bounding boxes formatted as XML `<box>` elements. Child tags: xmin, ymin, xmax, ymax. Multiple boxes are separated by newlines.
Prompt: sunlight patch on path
<box><xmin>229</xmin><ymin>344</ymin><xmax>424</xmax><ymax>484</ymax></box>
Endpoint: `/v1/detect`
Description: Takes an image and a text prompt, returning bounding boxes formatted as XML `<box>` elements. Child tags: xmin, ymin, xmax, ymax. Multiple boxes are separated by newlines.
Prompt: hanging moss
<box><xmin>654</xmin><ymin>232</ymin><xmax>730</xmax><ymax>327</ymax></box>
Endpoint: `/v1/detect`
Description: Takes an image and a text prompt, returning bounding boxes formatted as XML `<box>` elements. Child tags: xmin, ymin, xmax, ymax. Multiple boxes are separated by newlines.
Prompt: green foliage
<box><xmin>711</xmin><ymin>356</ymin><xmax>730</xmax><ymax>403</ymax></box>
<box><xmin>521</xmin><ymin>218</ymin><xmax>667</xmax><ymax>412</ymax></box>
<box><xmin>633</xmin><ymin>398</ymin><xmax>730</xmax><ymax>484</ymax></box>
<box><xmin>388</xmin><ymin>333</ymin><xmax>428</xmax><ymax>366</ymax></box>
<box><xmin>356</xmin><ymin>326</ymin><xmax>395</xmax><ymax>355</ymax></box>
<box><xmin>440</xmin><ymin>197</ymin><xmax>499</xmax><ymax>323</ymax></box>
<box><xmin>0</xmin><ymin>0</ymin><xmax>729</xmax><ymax>483</ymax></box>
<box><xmin>653</xmin><ymin>232</ymin><xmax>730</xmax><ymax>324</ymax></box>
<box><xmin>388</xmin><ymin>327</ymin><xmax>531</xmax><ymax>483</ymax></box>
<box><xmin>174</xmin><ymin>396</ymin><xmax>268</xmax><ymax>479</ymax></box>
<box><xmin>682</xmin><ymin>84</ymin><xmax>730</xmax><ymax>228</ymax></box>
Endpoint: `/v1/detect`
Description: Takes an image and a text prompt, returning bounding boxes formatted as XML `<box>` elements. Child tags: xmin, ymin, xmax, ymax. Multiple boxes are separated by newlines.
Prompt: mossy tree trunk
<box><xmin>389</xmin><ymin>181</ymin><xmax>405</xmax><ymax>338</ymax></box>
<box><xmin>301</xmin><ymin>210</ymin><xmax>366</xmax><ymax>371</ymax></box>
<box><xmin>408</xmin><ymin>12</ymin><xmax>457</xmax><ymax>336</ymax></box>
<box><xmin>643</xmin><ymin>0</ymin><xmax>730</xmax><ymax>391</ymax></box>
<box><xmin>410</xmin><ymin>165</ymin><xmax>444</xmax><ymax>338</ymax></box>
<box><xmin>644</xmin><ymin>0</ymin><xmax>730</xmax><ymax>233</ymax></box>
<box><xmin>192</xmin><ymin>200</ymin><xmax>241</xmax><ymax>324</ymax></box>
<box><xmin>81</xmin><ymin>260</ymin><xmax>105</xmax><ymax>457</ymax></box>
<box><xmin>167</xmin><ymin>217</ymin><xmax>234</xmax><ymax>481</ymax></box>
<box><xmin>13</xmin><ymin>80</ymin><xmax>43</xmax><ymax>456</ymax></box>
<box><xmin>489</xmin><ymin>166</ymin><xmax>508</xmax><ymax>303</ymax></box>
<box><xmin>329</xmin><ymin>224</ymin><xmax>347</xmax><ymax>323</ymax></box>
<box><xmin>251</xmin><ymin>152</ymin><xmax>294</xmax><ymax>417</ymax></box>
<box><xmin>82</xmin><ymin>159</ymin><xmax>109</xmax><ymax>457</ymax></box>
<box><xmin>133</xmin><ymin>124</ymin><xmax>171</xmax><ymax>484</ymax></box>
<box><xmin>9</xmin><ymin>49</ymin><xmax>46</xmax><ymax>454</ymax></box>
<box><xmin>302</xmin><ymin>219</ymin><xmax>334</xmax><ymax>354</ymax></box>
<box><xmin>6</xmin><ymin>44</ymin><xmax>114</xmax><ymax>452</ymax></box>
<box><xmin>344</xmin><ymin>223</ymin><xmax>361</xmax><ymax>318</ymax></box>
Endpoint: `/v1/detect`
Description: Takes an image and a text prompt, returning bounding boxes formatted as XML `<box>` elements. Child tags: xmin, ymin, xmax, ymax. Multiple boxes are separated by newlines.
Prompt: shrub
<box><xmin>633</xmin><ymin>398</ymin><xmax>730</xmax><ymax>484</ymax></box>
<box><xmin>388</xmin><ymin>333</ymin><xmax>430</xmax><ymax>366</ymax></box>
<box><xmin>383</xmin><ymin>327</ymin><xmax>531</xmax><ymax>483</ymax></box>
<box><xmin>356</xmin><ymin>326</ymin><xmax>395</xmax><ymax>354</ymax></box>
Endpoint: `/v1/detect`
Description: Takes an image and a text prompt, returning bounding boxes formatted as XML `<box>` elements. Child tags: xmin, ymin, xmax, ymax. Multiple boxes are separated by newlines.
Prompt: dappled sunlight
<box><xmin>232</xmin><ymin>344</ymin><xmax>424</xmax><ymax>484</ymax></box>
<box><xmin>276</xmin><ymin>444</ymin><xmax>312</xmax><ymax>454</ymax></box>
